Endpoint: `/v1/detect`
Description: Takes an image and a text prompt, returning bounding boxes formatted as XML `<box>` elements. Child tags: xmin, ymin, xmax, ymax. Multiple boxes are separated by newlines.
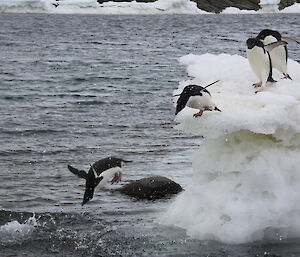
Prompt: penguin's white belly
<box><xmin>264</xmin><ymin>36</ymin><xmax>277</xmax><ymax>45</ymax></box>
<box><xmin>263</xmin><ymin>35</ymin><xmax>287</xmax><ymax>74</ymax></box>
<box><xmin>94</xmin><ymin>167</ymin><xmax>122</xmax><ymax>192</ymax></box>
<box><xmin>187</xmin><ymin>94</ymin><xmax>213</xmax><ymax>111</ymax></box>
<box><xmin>269</xmin><ymin>46</ymin><xmax>287</xmax><ymax>73</ymax></box>
<box><xmin>247</xmin><ymin>47</ymin><xmax>269</xmax><ymax>84</ymax></box>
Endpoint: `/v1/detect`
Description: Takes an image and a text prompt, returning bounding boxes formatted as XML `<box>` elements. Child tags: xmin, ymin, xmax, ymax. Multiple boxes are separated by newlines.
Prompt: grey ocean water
<box><xmin>1</xmin><ymin>13</ymin><xmax>300</xmax><ymax>256</ymax></box>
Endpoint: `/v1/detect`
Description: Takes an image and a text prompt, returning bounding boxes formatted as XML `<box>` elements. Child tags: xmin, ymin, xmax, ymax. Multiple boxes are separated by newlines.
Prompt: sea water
<box><xmin>1</xmin><ymin>13</ymin><xmax>300</xmax><ymax>256</ymax></box>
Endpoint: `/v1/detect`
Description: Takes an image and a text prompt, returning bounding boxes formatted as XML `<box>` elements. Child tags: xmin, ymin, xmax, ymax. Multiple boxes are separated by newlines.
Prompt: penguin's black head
<box><xmin>257</xmin><ymin>29</ymin><xmax>281</xmax><ymax>41</ymax></box>
<box><xmin>246</xmin><ymin>38</ymin><xmax>264</xmax><ymax>50</ymax></box>
<box><xmin>107</xmin><ymin>157</ymin><xmax>132</xmax><ymax>168</ymax></box>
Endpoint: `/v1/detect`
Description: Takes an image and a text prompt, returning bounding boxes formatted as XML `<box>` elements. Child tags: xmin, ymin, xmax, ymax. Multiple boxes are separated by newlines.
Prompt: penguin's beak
<box><xmin>214</xmin><ymin>107</ymin><xmax>222</xmax><ymax>112</ymax></box>
<box><xmin>122</xmin><ymin>160</ymin><xmax>132</xmax><ymax>163</ymax></box>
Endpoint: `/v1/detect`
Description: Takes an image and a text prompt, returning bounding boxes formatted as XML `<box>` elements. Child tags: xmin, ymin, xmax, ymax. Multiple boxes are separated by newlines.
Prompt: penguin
<box><xmin>175</xmin><ymin>81</ymin><xmax>221</xmax><ymax>117</ymax></box>
<box><xmin>67</xmin><ymin>157</ymin><xmax>131</xmax><ymax>205</ymax></box>
<box><xmin>256</xmin><ymin>29</ymin><xmax>299</xmax><ymax>80</ymax></box>
<box><xmin>246</xmin><ymin>38</ymin><xmax>287</xmax><ymax>93</ymax></box>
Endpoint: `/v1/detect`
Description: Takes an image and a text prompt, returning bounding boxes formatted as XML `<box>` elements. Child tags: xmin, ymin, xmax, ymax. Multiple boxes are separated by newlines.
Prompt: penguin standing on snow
<box><xmin>257</xmin><ymin>29</ymin><xmax>299</xmax><ymax>80</ymax></box>
<box><xmin>68</xmin><ymin>157</ymin><xmax>131</xmax><ymax>205</ymax></box>
<box><xmin>175</xmin><ymin>80</ymin><xmax>221</xmax><ymax>117</ymax></box>
<box><xmin>246</xmin><ymin>38</ymin><xmax>287</xmax><ymax>93</ymax></box>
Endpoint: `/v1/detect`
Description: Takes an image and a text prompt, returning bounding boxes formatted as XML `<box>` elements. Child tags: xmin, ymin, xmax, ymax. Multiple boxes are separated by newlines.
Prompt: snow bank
<box><xmin>0</xmin><ymin>0</ymin><xmax>53</xmax><ymax>13</ymax></box>
<box><xmin>280</xmin><ymin>3</ymin><xmax>300</xmax><ymax>13</ymax></box>
<box><xmin>221</xmin><ymin>7</ymin><xmax>256</xmax><ymax>14</ymax></box>
<box><xmin>0</xmin><ymin>0</ymin><xmax>208</xmax><ymax>14</ymax></box>
<box><xmin>1</xmin><ymin>0</ymin><xmax>300</xmax><ymax>14</ymax></box>
<box><xmin>259</xmin><ymin>0</ymin><xmax>280</xmax><ymax>13</ymax></box>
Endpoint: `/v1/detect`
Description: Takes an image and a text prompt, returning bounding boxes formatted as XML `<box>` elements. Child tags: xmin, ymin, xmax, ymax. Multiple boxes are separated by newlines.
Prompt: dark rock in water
<box><xmin>119</xmin><ymin>176</ymin><xmax>182</xmax><ymax>200</ymax></box>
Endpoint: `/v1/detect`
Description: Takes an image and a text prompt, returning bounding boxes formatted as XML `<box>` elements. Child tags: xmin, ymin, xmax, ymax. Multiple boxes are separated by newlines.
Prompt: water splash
<box><xmin>0</xmin><ymin>215</ymin><xmax>39</xmax><ymax>245</ymax></box>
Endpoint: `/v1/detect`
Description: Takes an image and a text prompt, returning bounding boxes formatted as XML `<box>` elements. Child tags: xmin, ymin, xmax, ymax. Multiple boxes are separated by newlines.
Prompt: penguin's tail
<box><xmin>67</xmin><ymin>165</ymin><xmax>88</xmax><ymax>180</ymax></box>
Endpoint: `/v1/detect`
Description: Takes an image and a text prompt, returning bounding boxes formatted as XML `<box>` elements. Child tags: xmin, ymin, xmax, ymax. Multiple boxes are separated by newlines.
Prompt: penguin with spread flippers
<box><xmin>246</xmin><ymin>38</ymin><xmax>287</xmax><ymax>93</ymax></box>
<box><xmin>68</xmin><ymin>157</ymin><xmax>131</xmax><ymax>205</ymax></box>
<box><xmin>257</xmin><ymin>29</ymin><xmax>299</xmax><ymax>80</ymax></box>
<box><xmin>175</xmin><ymin>80</ymin><xmax>221</xmax><ymax>117</ymax></box>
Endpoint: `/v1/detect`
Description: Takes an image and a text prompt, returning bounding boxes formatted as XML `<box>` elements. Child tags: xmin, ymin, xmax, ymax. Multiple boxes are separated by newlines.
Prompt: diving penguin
<box><xmin>68</xmin><ymin>157</ymin><xmax>131</xmax><ymax>205</ymax></box>
<box><xmin>246</xmin><ymin>38</ymin><xmax>287</xmax><ymax>93</ymax></box>
<box><xmin>175</xmin><ymin>80</ymin><xmax>221</xmax><ymax>117</ymax></box>
<box><xmin>257</xmin><ymin>29</ymin><xmax>299</xmax><ymax>80</ymax></box>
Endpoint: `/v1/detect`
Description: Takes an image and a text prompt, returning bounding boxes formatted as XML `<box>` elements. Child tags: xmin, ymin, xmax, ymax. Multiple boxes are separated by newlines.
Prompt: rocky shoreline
<box><xmin>96</xmin><ymin>0</ymin><xmax>300</xmax><ymax>13</ymax></box>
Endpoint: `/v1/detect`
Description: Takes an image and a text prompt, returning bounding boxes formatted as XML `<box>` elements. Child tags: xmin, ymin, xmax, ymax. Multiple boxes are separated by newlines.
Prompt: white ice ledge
<box><xmin>161</xmin><ymin>53</ymin><xmax>300</xmax><ymax>244</ymax></box>
<box><xmin>174</xmin><ymin>53</ymin><xmax>300</xmax><ymax>146</ymax></box>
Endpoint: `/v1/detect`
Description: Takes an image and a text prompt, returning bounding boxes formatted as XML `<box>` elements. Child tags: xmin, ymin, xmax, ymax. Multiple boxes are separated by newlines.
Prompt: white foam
<box><xmin>0</xmin><ymin>216</ymin><xmax>38</xmax><ymax>244</ymax></box>
<box><xmin>161</xmin><ymin>53</ymin><xmax>300</xmax><ymax>244</ymax></box>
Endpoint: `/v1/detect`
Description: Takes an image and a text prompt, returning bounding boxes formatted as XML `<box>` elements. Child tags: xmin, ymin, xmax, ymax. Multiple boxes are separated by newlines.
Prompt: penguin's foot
<box><xmin>267</xmin><ymin>77</ymin><xmax>277</xmax><ymax>83</ymax></box>
<box><xmin>252</xmin><ymin>82</ymin><xmax>262</xmax><ymax>88</ymax></box>
<box><xmin>282</xmin><ymin>73</ymin><xmax>292</xmax><ymax>80</ymax></box>
<box><xmin>193</xmin><ymin>110</ymin><xmax>204</xmax><ymax>117</ymax></box>
<box><xmin>111</xmin><ymin>173</ymin><xmax>122</xmax><ymax>184</ymax></box>
<box><xmin>204</xmin><ymin>106</ymin><xmax>213</xmax><ymax>111</ymax></box>
<box><xmin>255</xmin><ymin>88</ymin><xmax>265</xmax><ymax>94</ymax></box>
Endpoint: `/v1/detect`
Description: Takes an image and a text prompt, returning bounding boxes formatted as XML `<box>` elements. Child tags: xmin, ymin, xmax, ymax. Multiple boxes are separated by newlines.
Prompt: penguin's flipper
<box><xmin>95</xmin><ymin>176</ymin><xmax>103</xmax><ymax>187</ymax></box>
<box><xmin>175</xmin><ymin>101</ymin><xmax>187</xmax><ymax>115</ymax></box>
<box><xmin>67</xmin><ymin>165</ymin><xmax>88</xmax><ymax>180</ymax></box>
<box><xmin>175</xmin><ymin>90</ymin><xmax>190</xmax><ymax>115</ymax></box>
<box><xmin>281</xmin><ymin>37</ymin><xmax>299</xmax><ymax>44</ymax></box>
<box><xmin>265</xmin><ymin>41</ymin><xmax>288</xmax><ymax>52</ymax></box>
<box><xmin>267</xmin><ymin>52</ymin><xmax>277</xmax><ymax>83</ymax></box>
<box><xmin>82</xmin><ymin>188</ymin><xmax>94</xmax><ymax>206</ymax></box>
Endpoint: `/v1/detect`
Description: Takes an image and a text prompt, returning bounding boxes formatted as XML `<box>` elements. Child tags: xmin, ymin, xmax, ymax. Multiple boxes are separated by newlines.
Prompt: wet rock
<box><xmin>193</xmin><ymin>0</ymin><xmax>260</xmax><ymax>13</ymax></box>
<box><xmin>279</xmin><ymin>0</ymin><xmax>299</xmax><ymax>9</ymax></box>
<box><xmin>119</xmin><ymin>176</ymin><xmax>182</xmax><ymax>200</ymax></box>
<box><xmin>193</xmin><ymin>0</ymin><xmax>300</xmax><ymax>12</ymax></box>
